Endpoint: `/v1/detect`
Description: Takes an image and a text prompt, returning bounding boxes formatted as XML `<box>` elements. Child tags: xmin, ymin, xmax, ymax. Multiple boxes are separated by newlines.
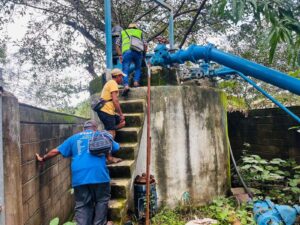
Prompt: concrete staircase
<box><xmin>108</xmin><ymin>99</ymin><xmax>145</xmax><ymax>224</ymax></box>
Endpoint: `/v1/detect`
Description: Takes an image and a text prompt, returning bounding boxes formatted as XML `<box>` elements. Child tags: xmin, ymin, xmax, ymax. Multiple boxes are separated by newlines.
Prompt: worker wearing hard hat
<box><xmin>115</xmin><ymin>23</ymin><xmax>148</xmax><ymax>96</ymax></box>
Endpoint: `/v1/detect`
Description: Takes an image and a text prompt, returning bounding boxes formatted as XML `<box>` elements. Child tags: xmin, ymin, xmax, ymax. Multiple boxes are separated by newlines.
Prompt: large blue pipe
<box><xmin>151</xmin><ymin>44</ymin><xmax>300</xmax><ymax>95</ymax></box>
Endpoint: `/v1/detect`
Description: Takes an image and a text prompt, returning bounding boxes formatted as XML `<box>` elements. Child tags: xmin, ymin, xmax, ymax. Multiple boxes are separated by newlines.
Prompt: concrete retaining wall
<box><xmin>132</xmin><ymin>86</ymin><xmax>229</xmax><ymax>207</ymax></box>
<box><xmin>228</xmin><ymin>107</ymin><xmax>300</xmax><ymax>161</ymax></box>
<box><xmin>1</xmin><ymin>92</ymin><xmax>86</xmax><ymax>225</ymax></box>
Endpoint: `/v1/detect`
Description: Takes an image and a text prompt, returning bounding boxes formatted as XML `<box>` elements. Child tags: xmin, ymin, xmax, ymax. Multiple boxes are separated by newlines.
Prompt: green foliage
<box><xmin>49</xmin><ymin>218</ymin><xmax>59</xmax><ymax>225</ymax></box>
<box><xmin>151</xmin><ymin>197</ymin><xmax>255</xmax><ymax>225</ymax></box>
<box><xmin>204</xmin><ymin>197</ymin><xmax>255</xmax><ymax>225</ymax></box>
<box><xmin>213</xmin><ymin>0</ymin><xmax>300</xmax><ymax>65</ymax></box>
<box><xmin>217</xmin><ymin>80</ymin><xmax>254</xmax><ymax>111</ymax></box>
<box><xmin>151</xmin><ymin>208</ymin><xmax>185</xmax><ymax>225</ymax></box>
<box><xmin>288</xmin><ymin>69</ymin><xmax>300</xmax><ymax>79</ymax></box>
<box><xmin>238</xmin><ymin>154</ymin><xmax>300</xmax><ymax>204</ymax></box>
<box><xmin>49</xmin><ymin>217</ymin><xmax>76</xmax><ymax>225</ymax></box>
<box><xmin>56</xmin><ymin>99</ymin><xmax>91</xmax><ymax>118</ymax></box>
<box><xmin>218</xmin><ymin>72</ymin><xmax>300</xmax><ymax>110</ymax></box>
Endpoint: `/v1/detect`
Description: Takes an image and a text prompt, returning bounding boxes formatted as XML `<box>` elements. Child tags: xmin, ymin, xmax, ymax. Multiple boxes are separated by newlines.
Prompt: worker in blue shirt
<box><xmin>35</xmin><ymin>120</ymin><xmax>119</xmax><ymax>225</ymax></box>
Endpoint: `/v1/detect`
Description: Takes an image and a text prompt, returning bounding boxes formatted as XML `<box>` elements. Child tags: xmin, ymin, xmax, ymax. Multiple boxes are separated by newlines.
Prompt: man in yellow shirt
<box><xmin>97</xmin><ymin>68</ymin><xmax>126</xmax><ymax>163</ymax></box>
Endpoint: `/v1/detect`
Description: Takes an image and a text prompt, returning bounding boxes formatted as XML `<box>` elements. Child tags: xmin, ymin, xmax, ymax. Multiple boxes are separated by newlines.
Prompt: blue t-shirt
<box><xmin>57</xmin><ymin>129</ymin><xmax>120</xmax><ymax>187</ymax></box>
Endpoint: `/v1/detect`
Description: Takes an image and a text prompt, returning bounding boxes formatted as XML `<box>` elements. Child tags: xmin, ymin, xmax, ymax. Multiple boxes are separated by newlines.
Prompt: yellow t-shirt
<box><xmin>100</xmin><ymin>79</ymin><xmax>119</xmax><ymax>115</ymax></box>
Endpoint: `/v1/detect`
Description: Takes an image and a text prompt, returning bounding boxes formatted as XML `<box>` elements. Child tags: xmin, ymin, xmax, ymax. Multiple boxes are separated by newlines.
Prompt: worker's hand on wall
<box><xmin>35</xmin><ymin>153</ymin><xmax>44</xmax><ymax>162</ymax></box>
<box><xmin>119</xmin><ymin>56</ymin><xmax>123</xmax><ymax>63</ymax></box>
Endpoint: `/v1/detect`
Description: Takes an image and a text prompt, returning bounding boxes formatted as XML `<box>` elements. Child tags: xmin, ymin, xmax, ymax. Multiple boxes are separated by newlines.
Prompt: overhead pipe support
<box><xmin>153</xmin><ymin>1</ymin><xmax>174</xmax><ymax>49</ymax></box>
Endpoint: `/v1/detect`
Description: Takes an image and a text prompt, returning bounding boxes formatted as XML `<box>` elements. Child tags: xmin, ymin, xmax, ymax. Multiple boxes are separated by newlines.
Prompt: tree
<box><xmin>0</xmin><ymin>0</ymin><xmax>208</xmax><ymax>108</ymax></box>
<box><xmin>0</xmin><ymin>36</ymin><xmax>6</xmax><ymax>65</ymax></box>
<box><xmin>213</xmin><ymin>0</ymin><xmax>300</xmax><ymax>65</ymax></box>
<box><xmin>1</xmin><ymin>0</ymin><xmax>299</xmax><ymax>110</ymax></box>
<box><xmin>0</xmin><ymin>0</ymin><xmax>203</xmax><ymax>78</ymax></box>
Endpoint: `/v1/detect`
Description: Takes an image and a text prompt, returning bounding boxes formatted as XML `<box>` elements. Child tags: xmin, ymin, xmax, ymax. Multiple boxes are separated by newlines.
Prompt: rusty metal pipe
<box><xmin>145</xmin><ymin>62</ymin><xmax>152</xmax><ymax>225</ymax></box>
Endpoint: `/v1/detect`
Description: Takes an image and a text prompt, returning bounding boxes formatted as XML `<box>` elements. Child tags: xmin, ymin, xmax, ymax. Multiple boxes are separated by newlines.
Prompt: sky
<box><xmin>1</xmin><ymin>2</ymin><xmax>232</xmax><ymax>109</ymax></box>
<box><xmin>3</xmin><ymin>13</ymin><xmax>90</xmax><ymax>108</ymax></box>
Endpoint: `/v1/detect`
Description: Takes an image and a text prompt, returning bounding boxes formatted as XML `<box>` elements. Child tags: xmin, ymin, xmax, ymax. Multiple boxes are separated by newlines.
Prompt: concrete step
<box><xmin>108</xmin><ymin>160</ymin><xmax>135</xmax><ymax>178</ymax></box>
<box><xmin>110</xmin><ymin>178</ymin><xmax>131</xmax><ymax>199</ymax></box>
<box><xmin>115</xmin><ymin>127</ymin><xmax>141</xmax><ymax>143</ymax></box>
<box><xmin>114</xmin><ymin>143</ymin><xmax>137</xmax><ymax>160</ymax></box>
<box><xmin>120</xmin><ymin>99</ymin><xmax>145</xmax><ymax>114</ymax></box>
<box><xmin>108</xmin><ymin>199</ymin><xmax>127</xmax><ymax>222</ymax></box>
<box><xmin>124</xmin><ymin>113</ymin><xmax>144</xmax><ymax>127</ymax></box>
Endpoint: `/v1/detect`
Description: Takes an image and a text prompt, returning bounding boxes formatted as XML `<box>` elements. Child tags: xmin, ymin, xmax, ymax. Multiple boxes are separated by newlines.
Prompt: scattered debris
<box><xmin>185</xmin><ymin>218</ymin><xmax>218</xmax><ymax>225</ymax></box>
<box><xmin>231</xmin><ymin>187</ymin><xmax>251</xmax><ymax>203</ymax></box>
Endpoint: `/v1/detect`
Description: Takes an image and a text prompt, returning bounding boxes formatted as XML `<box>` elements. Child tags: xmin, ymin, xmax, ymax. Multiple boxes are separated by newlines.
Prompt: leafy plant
<box><xmin>237</xmin><ymin>154</ymin><xmax>300</xmax><ymax>204</ymax></box>
<box><xmin>203</xmin><ymin>197</ymin><xmax>255</xmax><ymax>225</ymax></box>
<box><xmin>49</xmin><ymin>217</ymin><xmax>76</xmax><ymax>225</ymax></box>
<box><xmin>151</xmin><ymin>208</ymin><xmax>185</xmax><ymax>225</ymax></box>
<box><xmin>151</xmin><ymin>197</ymin><xmax>255</xmax><ymax>225</ymax></box>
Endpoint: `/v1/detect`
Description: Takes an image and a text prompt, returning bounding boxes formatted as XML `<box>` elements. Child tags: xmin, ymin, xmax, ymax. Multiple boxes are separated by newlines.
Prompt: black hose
<box><xmin>179</xmin><ymin>0</ymin><xmax>207</xmax><ymax>49</ymax></box>
<box><xmin>134</xmin><ymin>5</ymin><xmax>159</xmax><ymax>22</ymax></box>
<box><xmin>147</xmin><ymin>0</ymin><xmax>186</xmax><ymax>42</ymax></box>
<box><xmin>229</xmin><ymin>141</ymin><xmax>254</xmax><ymax>199</ymax></box>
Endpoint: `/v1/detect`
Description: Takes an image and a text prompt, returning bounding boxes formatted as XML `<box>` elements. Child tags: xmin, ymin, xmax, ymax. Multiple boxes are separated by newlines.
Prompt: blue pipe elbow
<box><xmin>150</xmin><ymin>44</ymin><xmax>300</xmax><ymax>95</ymax></box>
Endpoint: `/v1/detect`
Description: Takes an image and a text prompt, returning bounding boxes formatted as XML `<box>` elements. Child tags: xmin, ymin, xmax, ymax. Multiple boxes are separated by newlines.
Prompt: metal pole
<box><xmin>169</xmin><ymin>10</ymin><xmax>174</xmax><ymax>49</ymax></box>
<box><xmin>0</xmin><ymin>67</ymin><xmax>5</xmax><ymax>224</ymax></box>
<box><xmin>153</xmin><ymin>1</ymin><xmax>174</xmax><ymax>49</ymax></box>
<box><xmin>145</xmin><ymin>62</ymin><xmax>151</xmax><ymax>225</ymax></box>
<box><xmin>104</xmin><ymin>0</ymin><xmax>113</xmax><ymax>79</ymax></box>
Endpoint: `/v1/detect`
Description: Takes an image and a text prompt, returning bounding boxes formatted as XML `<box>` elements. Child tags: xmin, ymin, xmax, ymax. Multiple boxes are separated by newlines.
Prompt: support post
<box><xmin>145</xmin><ymin>62</ymin><xmax>152</xmax><ymax>225</ymax></box>
<box><xmin>105</xmin><ymin>0</ymin><xmax>113</xmax><ymax>80</ymax></box>
<box><xmin>0</xmin><ymin>68</ymin><xmax>5</xmax><ymax>225</ymax></box>
<box><xmin>169</xmin><ymin>11</ymin><xmax>174</xmax><ymax>49</ymax></box>
<box><xmin>2</xmin><ymin>93</ymin><xmax>23</xmax><ymax>225</ymax></box>
<box><xmin>153</xmin><ymin>0</ymin><xmax>174</xmax><ymax>49</ymax></box>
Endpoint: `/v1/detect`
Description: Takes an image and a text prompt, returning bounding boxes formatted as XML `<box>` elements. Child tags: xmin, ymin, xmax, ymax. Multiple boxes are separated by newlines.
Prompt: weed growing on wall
<box><xmin>237</xmin><ymin>154</ymin><xmax>300</xmax><ymax>204</ymax></box>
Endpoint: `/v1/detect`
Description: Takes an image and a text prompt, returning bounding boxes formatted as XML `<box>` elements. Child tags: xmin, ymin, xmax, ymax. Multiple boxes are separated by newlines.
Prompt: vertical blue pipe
<box><xmin>169</xmin><ymin>11</ymin><xmax>174</xmax><ymax>49</ymax></box>
<box><xmin>104</xmin><ymin>0</ymin><xmax>113</xmax><ymax>70</ymax></box>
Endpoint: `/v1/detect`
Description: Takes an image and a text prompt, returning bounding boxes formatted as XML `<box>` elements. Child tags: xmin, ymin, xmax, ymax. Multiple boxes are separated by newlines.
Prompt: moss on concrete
<box><xmin>140</xmin><ymin>68</ymin><xmax>178</xmax><ymax>86</ymax></box>
<box><xmin>219</xmin><ymin>91</ymin><xmax>231</xmax><ymax>189</ymax></box>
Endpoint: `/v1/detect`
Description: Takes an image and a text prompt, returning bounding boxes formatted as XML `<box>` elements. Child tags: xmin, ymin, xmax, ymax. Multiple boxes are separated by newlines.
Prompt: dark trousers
<box><xmin>74</xmin><ymin>183</ymin><xmax>111</xmax><ymax>225</ymax></box>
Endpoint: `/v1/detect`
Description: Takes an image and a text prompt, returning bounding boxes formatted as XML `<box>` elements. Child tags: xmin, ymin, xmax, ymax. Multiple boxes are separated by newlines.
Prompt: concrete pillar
<box><xmin>2</xmin><ymin>92</ymin><xmax>23</xmax><ymax>225</ymax></box>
